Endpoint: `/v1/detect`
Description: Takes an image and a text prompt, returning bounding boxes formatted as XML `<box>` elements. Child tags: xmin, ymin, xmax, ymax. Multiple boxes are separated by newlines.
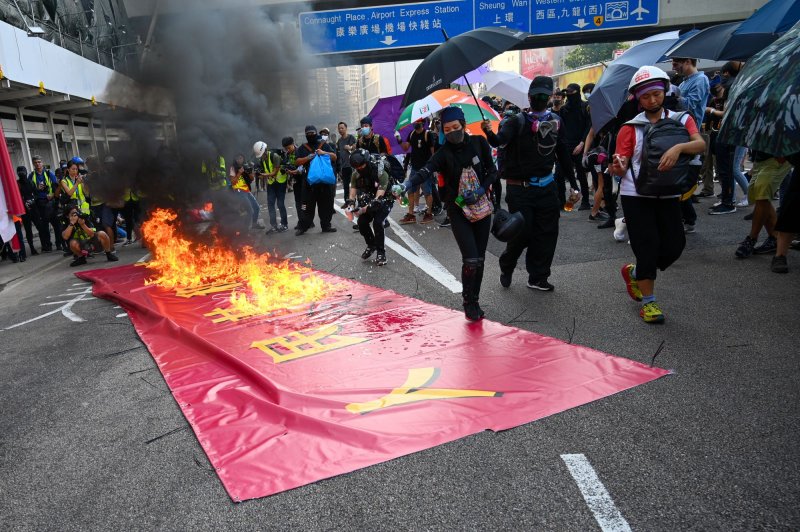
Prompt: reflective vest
<box><xmin>263</xmin><ymin>154</ymin><xmax>286</xmax><ymax>185</ymax></box>
<box><xmin>232</xmin><ymin>170</ymin><xmax>250</xmax><ymax>192</ymax></box>
<box><xmin>62</xmin><ymin>177</ymin><xmax>90</xmax><ymax>213</ymax></box>
<box><xmin>124</xmin><ymin>188</ymin><xmax>140</xmax><ymax>202</ymax></box>
<box><xmin>202</xmin><ymin>156</ymin><xmax>229</xmax><ymax>190</ymax></box>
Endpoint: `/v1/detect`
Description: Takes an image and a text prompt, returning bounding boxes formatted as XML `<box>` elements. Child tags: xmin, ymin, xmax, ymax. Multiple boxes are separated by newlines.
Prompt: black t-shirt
<box><xmin>406</xmin><ymin>129</ymin><xmax>434</xmax><ymax>169</ymax></box>
<box><xmin>296</xmin><ymin>141</ymin><xmax>336</xmax><ymax>172</ymax></box>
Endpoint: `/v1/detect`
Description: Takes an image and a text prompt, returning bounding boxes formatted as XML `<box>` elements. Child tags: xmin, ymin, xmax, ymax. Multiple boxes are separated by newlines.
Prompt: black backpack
<box><xmin>626</xmin><ymin>111</ymin><xmax>693</xmax><ymax>197</ymax></box>
<box><xmin>370</xmin><ymin>154</ymin><xmax>405</xmax><ymax>187</ymax></box>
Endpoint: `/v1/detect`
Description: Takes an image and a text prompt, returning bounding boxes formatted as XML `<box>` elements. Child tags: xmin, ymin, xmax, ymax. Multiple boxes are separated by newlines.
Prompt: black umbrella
<box><xmin>402</xmin><ymin>27</ymin><xmax>530</xmax><ymax>109</ymax></box>
<box><xmin>665</xmin><ymin>22</ymin><xmax>742</xmax><ymax>61</ymax></box>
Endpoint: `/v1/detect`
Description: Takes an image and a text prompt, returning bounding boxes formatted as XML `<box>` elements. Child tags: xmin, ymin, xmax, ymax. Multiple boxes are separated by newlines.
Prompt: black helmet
<box><xmin>349</xmin><ymin>149</ymin><xmax>369</xmax><ymax>168</ymax></box>
<box><xmin>491</xmin><ymin>209</ymin><xmax>525</xmax><ymax>242</ymax></box>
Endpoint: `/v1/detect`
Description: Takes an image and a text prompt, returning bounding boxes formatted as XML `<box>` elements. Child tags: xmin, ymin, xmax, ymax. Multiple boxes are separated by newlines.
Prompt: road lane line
<box><xmin>561</xmin><ymin>454</ymin><xmax>632</xmax><ymax>532</ymax></box>
<box><xmin>137</xmin><ymin>253</ymin><xmax>151</xmax><ymax>263</ymax></box>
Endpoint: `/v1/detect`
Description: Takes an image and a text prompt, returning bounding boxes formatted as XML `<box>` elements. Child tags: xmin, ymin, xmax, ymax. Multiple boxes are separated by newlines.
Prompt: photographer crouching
<box><xmin>62</xmin><ymin>206</ymin><xmax>119</xmax><ymax>267</ymax></box>
<box><xmin>345</xmin><ymin>149</ymin><xmax>393</xmax><ymax>266</ymax></box>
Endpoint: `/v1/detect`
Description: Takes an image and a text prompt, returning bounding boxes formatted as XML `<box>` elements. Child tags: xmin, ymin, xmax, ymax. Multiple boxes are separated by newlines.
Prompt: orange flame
<box><xmin>141</xmin><ymin>208</ymin><xmax>333</xmax><ymax>315</ymax></box>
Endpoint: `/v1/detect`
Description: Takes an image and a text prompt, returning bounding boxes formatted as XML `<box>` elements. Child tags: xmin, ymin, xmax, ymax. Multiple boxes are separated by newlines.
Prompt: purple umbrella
<box><xmin>453</xmin><ymin>64</ymin><xmax>489</xmax><ymax>86</ymax></box>
<box><xmin>366</xmin><ymin>95</ymin><xmax>408</xmax><ymax>155</ymax></box>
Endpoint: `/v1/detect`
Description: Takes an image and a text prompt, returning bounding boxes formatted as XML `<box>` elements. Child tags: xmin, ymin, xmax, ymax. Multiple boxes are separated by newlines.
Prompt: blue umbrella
<box><xmin>588</xmin><ymin>30</ymin><xmax>697</xmax><ymax>132</ymax></box>
<box><xmin>719</xmin><ymin>0</ymin><xmax>800</xmax><ymax>60</ymax></box>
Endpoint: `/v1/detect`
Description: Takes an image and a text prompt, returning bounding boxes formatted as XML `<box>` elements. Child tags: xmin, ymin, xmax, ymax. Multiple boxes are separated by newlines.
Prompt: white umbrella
<box><xmin>482</xmin><ymin>70</ymin><xmax>532</xmax><ymax>109</ymax></box>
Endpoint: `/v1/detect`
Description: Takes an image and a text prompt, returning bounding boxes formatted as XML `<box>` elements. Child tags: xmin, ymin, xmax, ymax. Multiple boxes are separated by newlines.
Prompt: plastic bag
<box><xmin>307</xmin><ymin>154</ymin><xmax>336</xmax><ymax>186</ymax></box>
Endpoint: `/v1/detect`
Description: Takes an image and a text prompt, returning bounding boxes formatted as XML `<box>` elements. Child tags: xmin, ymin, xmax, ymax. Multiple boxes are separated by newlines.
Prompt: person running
<box><xmin>346</xmin><ymin>149</ymin><xmax>393</xmax><ymax>266</ymax></box>
<box><xmin>404</xmin><ymin>106</ymin><xmax>497</xmax><ymax>321</ymax></box>
<box><xmin>610</xmin><ymin>66</ymin><xmax>706</xmax><ymax>324</ymax></box>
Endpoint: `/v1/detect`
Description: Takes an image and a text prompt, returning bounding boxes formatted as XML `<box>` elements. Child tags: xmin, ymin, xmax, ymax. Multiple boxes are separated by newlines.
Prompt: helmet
<box><xmin>491</xmin><ymin>209</ymin><xmax>525</xmax><ymax>242</ymax></box>
<box><xmin>628</xmin><ymin>66</ymin><xmax>670</xmax><ymax>94</ymax></box>
<box><xmin>253</xmin><ymin>141</ymin><xmax>267</xmax><ymax>158</ymax></box>
<box><xmin>70</xmin><ymin>156</ymin><xmax>85</xmax><ymax>165</ymax></box>
<box><xmin>349</xmin><ymin>149</ymin><xmax>369</xmax><ymax>168</ymax></box>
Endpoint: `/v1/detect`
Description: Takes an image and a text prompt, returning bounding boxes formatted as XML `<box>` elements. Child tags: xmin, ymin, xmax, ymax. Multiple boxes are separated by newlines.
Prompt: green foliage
<box><xmin>564</xmin><ymin>42</ymin><xmax>630</xmax><ymax>70</ymax></box>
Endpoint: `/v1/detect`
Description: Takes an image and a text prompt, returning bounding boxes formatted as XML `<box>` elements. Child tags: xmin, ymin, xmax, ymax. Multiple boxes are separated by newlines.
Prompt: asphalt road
<box><xmin>1</xmin><ymin>189</ymin><xmax>798</xmax><ymax>531</ymax></box>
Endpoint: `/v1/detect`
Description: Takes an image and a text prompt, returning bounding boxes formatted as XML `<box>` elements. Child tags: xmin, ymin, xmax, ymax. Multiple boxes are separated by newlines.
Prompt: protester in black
<box><xmin>483</xmin><ymin>76</ymin><xmax>566</xmax><ymax>292</ymax></box>
<box><xmin>16</xmin><ymin>166</ymin><xmax>39</xmax><ymax>256</ymax></box>
<box><xmin>555</xmin><ymin>83</ymin><xmax>592</xmax><ymax>210</ymax></box>
<box><xmin>336</xmin><ymin>122</ymin><xmax>357</xmax><ymax>196</ymax></box>
<box><xmin>295</xmin><ymin>125</ymin><xmax>338</xmax><ymax>235</ymax></box>
<box><xmin>405</xmin><ymin>106</ymin><xmax>497</xmax><ymax>321</ymax></box>
<box><xmin>347</xmin><ymin>150</ymin><xmax>393</xmax><ymax>266</ymax></box>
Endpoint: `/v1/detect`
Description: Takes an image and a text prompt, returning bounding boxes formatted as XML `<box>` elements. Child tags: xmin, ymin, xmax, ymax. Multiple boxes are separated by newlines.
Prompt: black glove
<box><xmin>368</xmin><ymin>198</ymin><xmax>383</xmax><ymax>213</ymax></box>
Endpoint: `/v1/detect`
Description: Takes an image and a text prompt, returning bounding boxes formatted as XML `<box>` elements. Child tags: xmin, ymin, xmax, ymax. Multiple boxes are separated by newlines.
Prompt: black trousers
<box><xmin>715</xmin><ymin>142</ymin><xmax>736</xmax><ymax>206</ymax></box>
<box><xmin>340</xmin><ymin>167</ymin><xmax>352</xmax><ymax>198</ymax></box>
<box><xmin>33</xmin><ymin>200</ymin><xmax>61</xmax><ymax>250</ymax></box>
<box><xmin>21</xmin><ymin>211</ymin><xmax>38</xmax><ymax>253</ymax></box>
<box><xmin>621</xmin><ymin>195</ymin><xmax>685</xmax><ymax>281</ymax></box>
<box><xmin>448</xmin><ymin>204</ymin><xmax>491</xmax><ymax>260</ymax></box>
<box><xmin>499</xmin><ymin>182</ymin><xmax>560</xmax><ymax>282</ymax></box>
<box><xmin>299</xmin><ymin>183</ymin><xmax>335</xmax><ymax>230</ymax></box>
<box><xmin>680</xmin><ymin>166</ymin><xmax>700</xmax><ymax>225</ymax></box>
<box><xmin>557</xmin><ymin>143</ymin><xmax>590</xmax><ymax>206</ymax></box>
<box><xmin>357</xmin><ymin>202</ymin><xmax>391</xmax><ymax>253</ymax></box>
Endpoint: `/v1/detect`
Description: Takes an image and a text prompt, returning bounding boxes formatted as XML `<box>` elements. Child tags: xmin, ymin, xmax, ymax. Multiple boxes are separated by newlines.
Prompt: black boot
<box><xmin>462</xmin><ymin>258</ymin><xmax>485</xmax><ymax>321</ymax></box>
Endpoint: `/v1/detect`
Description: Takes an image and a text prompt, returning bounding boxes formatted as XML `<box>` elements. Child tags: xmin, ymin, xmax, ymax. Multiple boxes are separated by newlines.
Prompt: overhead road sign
<box><xmin>299</xmin><ymin>0</ymin><xmax>659</xmax><ymax>54</ymax></box>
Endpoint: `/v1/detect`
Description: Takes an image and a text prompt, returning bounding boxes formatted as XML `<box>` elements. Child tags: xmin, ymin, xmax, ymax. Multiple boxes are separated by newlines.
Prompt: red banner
<box><xmin>78</xmin><ymin>265</ymin><xmax>668</xmax><ymax>501</ymax></box>
<box><xmin>521</xmin><ymin>49</ymin><xmax>554</xmax><ymax>79</ymax></box>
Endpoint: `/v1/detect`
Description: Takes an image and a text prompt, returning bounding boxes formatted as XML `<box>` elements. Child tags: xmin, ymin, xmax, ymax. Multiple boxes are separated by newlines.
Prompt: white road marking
<box><xmin>116</xmin><ymin>313</ymin><xmax>127</xmax><ymax>318</ymax></box>
<box><xmin>5</xmin><ymin>290</ymin><xmax>94</xmax><ymax>330</ymax></box>
<box><xmin>561</xmin><ymin>454</ymin><xmax>632</xmax><ymax>532</ymax></box>
<box><xmin>137</xmin><ymin>252</ymin><xmax>151</xmax><ymax>263</ymax></box>
<box><xmin>333</xmin><ymin>202</ymin><xmax>461</xmax><ymax>293</ymax></box>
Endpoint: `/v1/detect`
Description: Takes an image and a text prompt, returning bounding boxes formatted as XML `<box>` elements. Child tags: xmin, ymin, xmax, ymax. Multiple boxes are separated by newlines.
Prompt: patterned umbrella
<box><xmin>395</xmin><ymin>89</ymin><xmax>500</xmax><ymax>131</ymax></box>
<box><xmin>717</xmin><ymin>22</ymin><xmax>800</xmax><ymax>157</ymax></box>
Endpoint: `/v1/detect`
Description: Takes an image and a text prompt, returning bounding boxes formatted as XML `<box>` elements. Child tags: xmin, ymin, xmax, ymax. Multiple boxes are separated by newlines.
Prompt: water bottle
<box><xmin>454</xmin><ymin>195</ymin><xmax>466</xmax><ymax>208</ymax></box>
<box><xmin>391</xmin><ymin>184</ymin><xmax>409</xmax><ymax>207</ymax></box>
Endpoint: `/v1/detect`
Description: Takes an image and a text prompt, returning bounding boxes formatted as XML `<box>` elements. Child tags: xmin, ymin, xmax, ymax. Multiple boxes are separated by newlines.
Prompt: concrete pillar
<box><xmin>16</xmin><ymin>108</ymin><xmax>32</xmax><ymax>167</ymax></box>
<box><xmin>102</xmin><ymin>120</ymin><xmax>110</xmax><ymax>152</ymax></box>
<box><xmin>48</xmin><ymin>112</ymin><xmax>60</xmax><ymax>164</ymax></box>
<box><xmin>69</xmin><ymin>115</ymin><xmax>80</xmax><ymax>157</ymax></box>
<box><xmin>89</xmin><ymin>118</ymin><xmax>99</xmax><ymax>156</ymax></box>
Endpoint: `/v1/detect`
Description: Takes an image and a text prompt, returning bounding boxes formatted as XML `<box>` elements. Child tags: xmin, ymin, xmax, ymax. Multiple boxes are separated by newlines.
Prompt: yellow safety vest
<box><xmin>123</xmin><ymin>188</ymin><xmax>140</xmax><ymax>202</ymax></box>
<box><xmin>202</xmin><ymin>156</ymin><xmax>229</xmax><ymax>190</ymax></box>
<box><xmin>263</xmin><ymin>154</ymin><xmax>286</xmax><ymax>185</ymax></box>
<box><xmin>62</xmin><ymin>177</ymin><xmax>90</xmax><ymax>213</ymax></box>
<box><xmin>232</xmin><ymin>170</ymin><xmax>250</xmax><ymax>192</ymax></box>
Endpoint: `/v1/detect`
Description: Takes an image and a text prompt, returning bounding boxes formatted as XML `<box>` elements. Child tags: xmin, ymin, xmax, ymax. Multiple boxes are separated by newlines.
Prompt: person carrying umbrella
<box><xmin>480</xmin><ymin>76</ymin><xmax>567</xmax><ymax>292</ymax></box>
<box><xmin>401</xmin><ymin>106</ymin><xmax>497</xmax><ymax>321</ymax></box>
<box><xmin>609</xmin><ymin>66</ymin><xmax>706</xmax><ymax>324</ymax></box>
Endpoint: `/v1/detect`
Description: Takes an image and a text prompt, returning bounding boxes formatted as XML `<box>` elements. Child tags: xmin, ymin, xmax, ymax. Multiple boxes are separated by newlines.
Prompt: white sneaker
<box><xmin>736</xmin><ymin>199</ymin><xmax>749</xmax><ymax>207</ymax></box>
<box><xmin>613</xmin><ymin>217</ymin><xmax>627</xmax><ymax>242</ymax></box>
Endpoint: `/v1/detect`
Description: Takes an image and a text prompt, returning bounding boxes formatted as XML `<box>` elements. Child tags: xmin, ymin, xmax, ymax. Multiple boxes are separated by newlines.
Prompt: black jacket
<box><xmin>409</xmin><ymin>134</ymin><xmax>497</xmax><ymax>203</ymax></box>
<box><xmin>556</xmin><ymin>97</ymin><xmax>591</xmax><ymax>146</ymax></box>
<box><xmin>486</xmin><ymin>112</ymin><xmax>566</xmax><ymax>180</ymax></box>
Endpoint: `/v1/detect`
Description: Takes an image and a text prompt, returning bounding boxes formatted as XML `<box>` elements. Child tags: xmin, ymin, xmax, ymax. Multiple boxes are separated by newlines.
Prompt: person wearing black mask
<box><xmin>403</xmin><ymin>106</ymin><xmax>497</xmax><ymax>321</ymax></box>
<box><xmin>555</xmin><ymin>83</ymin><xmax>592</xmax><ymax>210</ymax></box>
<box><xmin>482</xmin><ymin>76</ymin><xmax>566</xmax><ymax>292</ymax></box>
<box><xmin>295</xmin><ymin>125</ymin><xmax>338</xmax><ymax>235</ymax></box>
<box><xmin>16</xmin><ymin>166</ymin><xmax>40</xmax><ymax>256</ymax></box>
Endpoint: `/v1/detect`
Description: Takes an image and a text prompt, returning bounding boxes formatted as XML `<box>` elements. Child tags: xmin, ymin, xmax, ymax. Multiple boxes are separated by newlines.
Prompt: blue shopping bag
<box><xmin>307</xmin><ymin>154</ymin><xmax>336</xmax><ymax>185</ymax></box>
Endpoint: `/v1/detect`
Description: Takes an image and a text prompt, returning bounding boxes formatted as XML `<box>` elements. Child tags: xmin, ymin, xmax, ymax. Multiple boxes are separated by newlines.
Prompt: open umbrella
<box><xmin>588</xmin><ymin>30</ymin><xmax>697</xmax><ymax>132</ymax></box>
<box><xmin>453</xmin><ymin>64</ymin><xmax>489</xmax><ymax>86</ymax></box>
<box><xmin>665</xmin><ymin>22</ymin><xmax>743</xmax><ymax>61</ymax></box>
<box><xmin>717</xmin><ymin>22</ymin><xmax>800</xmax><ymax>157</ymax></box>
<box><xmin>366</xmin><ymin>95</ymin><xmax>407</xmax><ymax>154</ymax></box>
<box><xmin>482</xmin><ymin>70</ymin><xmax>532</xmax><ymax>109</ymax></box>
<box><xmin>402</xmin><ymin>27</ymin><xmax>530</xmax><ymax>109</ymax></box>
<box><xmin>395</xmin><ymin>89</ymin><xmax>499</xmax><ymax>130</ymax></box>
<box><xmin>719</xmin><ymin>0</ymin><xmax>800</xmax><ymax>60</ymax></box>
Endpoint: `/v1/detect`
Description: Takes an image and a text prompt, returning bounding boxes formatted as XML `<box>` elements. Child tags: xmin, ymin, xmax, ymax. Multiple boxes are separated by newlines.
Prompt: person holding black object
<box><xmin>403</xmin><ymin>106</ymin><xmax>497</xmax><ymax>321</ymax></box>
<box><xmin>482</xmin><ymin>75</ymin><xmax>566</xmax><ymax>292</ymax></box>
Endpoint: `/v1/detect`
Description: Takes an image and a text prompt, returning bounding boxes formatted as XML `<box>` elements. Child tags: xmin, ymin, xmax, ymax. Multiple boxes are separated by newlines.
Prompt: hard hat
<box><xmin>253</xmin><ymin>141</ymin><xmax>267</xmax><ymax>158</ymax></box>
<box><xmin>349</xmin><ymin>149</ymin><xmax>369</xmax><ymax>168</ymax></box>
<box><xmin>69</xmin><ymin>156</ymin><xmax>85</xmax><ymax>165</ymax></box>
<box><xmin>491</xmin><ymin>208</ymin><xmax>525</xmax><ymax>242</ymax></box>
<box><xmin>628</xmin><ymin>66</ymin><xmax>670</xmax><ymax>94</ymax></box>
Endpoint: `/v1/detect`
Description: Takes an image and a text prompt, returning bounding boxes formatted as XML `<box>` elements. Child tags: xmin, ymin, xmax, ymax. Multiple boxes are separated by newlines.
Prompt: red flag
<box><xmin>79</xmin><ymin>265</ymin><xmax>669</xmax><ymax>501</ymax></box>
<box><xmin>0</xmin><ymin>122</ymin><xmax>24</xmax><ymax>216</ymax></box>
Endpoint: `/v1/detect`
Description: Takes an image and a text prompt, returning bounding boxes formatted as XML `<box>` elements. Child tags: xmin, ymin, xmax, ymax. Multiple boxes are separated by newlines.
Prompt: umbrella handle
<box><xmin>462</xmin><ymin>72</ymin><xmax>487</xmax><ymax>121</ymax></box>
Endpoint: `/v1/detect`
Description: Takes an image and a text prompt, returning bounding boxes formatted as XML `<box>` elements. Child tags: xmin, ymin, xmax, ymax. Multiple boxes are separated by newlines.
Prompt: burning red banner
<box><xmin>78</xmin><ymin>264</ymin><xmax>668</xmax><ymax>501</ymax></box>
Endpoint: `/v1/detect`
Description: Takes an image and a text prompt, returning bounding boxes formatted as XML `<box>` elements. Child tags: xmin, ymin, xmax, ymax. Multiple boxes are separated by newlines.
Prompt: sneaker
<box><xmin>278</xmin><ymin>224</ymin><xmax>288</xmax><ymax>232</ymax></box>
<box><xmin>420</xmin><ymin>213</ymin><xmax>434</xmax><ymax>224</ymax></box>
<box><xmin>736</xmin><ymin>199</ymin><xmax>749</xmax><ymax>207</ymax></box>
<box><xmin>696</xmin><ymin>190</ymin><xmax>714</xmax><ymax>198</ymax></box>
<box><xmin>588</xmin><ymin>212</ymin><xmax>609</xmax><ymax>221</ymax></box>
<box><xmin>684</xmin><ymin>223</ymin><xmax>696</xmax><ymax>234</ymax></box>
<box><xmin>383</xmin><ymin>219</ymin><xmax>390</xmax><ymax>228</ymax></box>
<box><xmin>753</xmin><ymin>236</ymin><xmax>777</xmax><ymax>255</ymax></box>
<box><xmin>500</xmin><ymin>271</ymin><xmax>512</xmax><ymax>288</ymax></box>
<box><xmin>621</xmin><ymin>263</ymin><xmax>642</xmax><ymax>301</ymax></box>
<box><xmin>69</xmin><ymin>256</ymin><xmax>87</xmax><ymax>267</ymax></box>
<box><xmin>439</xmin><ymin>216</ymin><xmax>451</xmax><ymax>227</ymax></box>
<box><xmin>399</xmin><ymin>213</ymin><xmax>416</xmax><ymax>225</ymax></box>
<box><xmin>374</xmin><ymin>253</ymin><xmax>387</xmax><ymax>266</ymax></box>
<box><xmin>613</xmin><ymin>218</ymin><xmax>627</xmax><ymax>242</ymax></box>
<box><xmin>735</xmin><ymin>236</ymin><xmax>756</xmax><ymax>258</ymax></box>
<box><xmin>640</xmin><ymin>301</ymin><xmax>665</xmax><ymax>324</ymax></box>
<box><xmin>361</xmin><ymin>246</ymin><xmax>376</xmax><ymax>260</ymax></box>
<box><xmin>527</xmin><ymin>279</ymin><xmax>554</xmax><ymax>291</ymax></box>
<box><xmin>321</xmin><ymin>227</ymin><xmax>337</xmax><ymax>233</ymax></box>
<box><xmin>597</xmin><ymin>218</ymin><xmax>615</xmax><ymax>229</ymax></box>
<box><xmin>106</xmin><ymin>252</ymin><xmax>119</xmax><ymax>262</ymax></box>
<box><xmin>295</xmin><ymin>228</ymin><xmax>307</xmax><ymax>236</ymax></box>
<box><xmin>771</xmin><ymin>255</ymin><xmax>789</xmax><ymax>274</ymax></box>
<box><xmin>709</xmin><ymin>203</ymin><xmax>736</xmax><ymax>215</ymax></box>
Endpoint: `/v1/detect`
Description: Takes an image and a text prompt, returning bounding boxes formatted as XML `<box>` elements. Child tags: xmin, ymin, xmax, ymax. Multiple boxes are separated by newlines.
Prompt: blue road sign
<box><xmin>299</xmin><ymin>0</ymin><xmax>659</xmax><ymax>54</ymax></box>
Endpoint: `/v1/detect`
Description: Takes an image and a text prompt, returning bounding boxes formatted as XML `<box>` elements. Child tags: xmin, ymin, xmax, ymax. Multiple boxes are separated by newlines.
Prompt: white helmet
<box><xmin>628</xmin><ymin>66</ymin><xmax>670</xmax><ymax>94</ymax></box>
<box><xmin>253</xmin><ymin>141</ymin><xmax>267</xmax><ymax>158</ymax></box>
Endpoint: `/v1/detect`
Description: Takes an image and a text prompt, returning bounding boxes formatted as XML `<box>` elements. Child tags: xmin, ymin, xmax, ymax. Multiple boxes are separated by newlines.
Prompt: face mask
<box><xmin>567</xmin><ymin>92</ymin><xmax>580</xmax><ymax>101</ymax></box>
<box><xmin>361</xmin><ymin>127</ymin><xmax>371</xmax><ymax>136</ymax></box>
<box><xmin>306</xmin><ymin>134</ymin><xmax>317</xmax><ymax>144</ymax></box>
<box><xmin>320</xmin><ymin>135</ymin><xmax>329</xmax><ymax>142</ymax></box>
<box><xmin>583</xmin><ymin>92</ymin><xmax>591</xmax><ymax>100</ymax></box>
<box><xmin>445</xmin><ymin>129</ymin><xmax>464</xmax><ymax>144</ymax></box>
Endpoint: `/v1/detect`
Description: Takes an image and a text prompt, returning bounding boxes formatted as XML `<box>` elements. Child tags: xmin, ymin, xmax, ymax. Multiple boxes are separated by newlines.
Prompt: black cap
<box><xmin>304</xmin><ymin>125</ymin><xmax>317</xmax><ymax>133</ymax></box>
<box><xmin>528</xmin><ymin>76</ymin><xmax>554</xmax><ymax>97</ymax></box>
<box><xmin>566</xmin><ymin>83</ymin><xmax>581</xmax><ymax>93</ymax></box>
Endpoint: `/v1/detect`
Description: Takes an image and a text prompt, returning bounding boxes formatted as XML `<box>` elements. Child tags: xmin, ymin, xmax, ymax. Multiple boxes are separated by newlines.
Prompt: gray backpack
<box><xmin>626</xmin><ymin>111</ymin><xmax>693</xmax><ymax>196</ymax></box>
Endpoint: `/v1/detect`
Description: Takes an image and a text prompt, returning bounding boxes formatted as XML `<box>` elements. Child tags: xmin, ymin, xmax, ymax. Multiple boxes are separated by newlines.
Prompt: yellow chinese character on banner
<box><xmin>175</xmin><ymin>282</ymin><xmax>242</xmax><ymax>298</ymax></box>
<box><xmin>205</xmin><ymin>306</ymin><xmax>260</xmax><ymax>323</ymax></box>
<box><xmin>251</xmin><ymin>324</ymin><xmax>367</xmax><ymax>363</ymax></box>
<box><xmin>346</xmin><ymin>367</ymin><xmax>501</xmax><ymax>415</ymax></box>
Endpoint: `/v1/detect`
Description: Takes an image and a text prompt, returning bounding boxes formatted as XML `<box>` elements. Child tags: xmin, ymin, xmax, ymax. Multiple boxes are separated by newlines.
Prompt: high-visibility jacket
<box><xmin>202</xmin><ymin>155</ymin><xmax>229</xmax><ymax>190</ymax></box>
<box><xmin>61</xmin><ymin>177</ymin><xmax>90</xmax><ymax>213</ymax></box>
<box><xmin>262</xmin><ymin>153</ymin><xmax>286</xmax><ymax>185</ymax></box>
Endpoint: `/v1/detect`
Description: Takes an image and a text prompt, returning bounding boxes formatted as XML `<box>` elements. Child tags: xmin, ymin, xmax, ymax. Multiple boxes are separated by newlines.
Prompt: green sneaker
<box><xmin>621</xmin><ymin>263</ymin><xmax>642</xmax><ymax>301</ymax></box>
<box><xmin>640</xmin><ymin>301</ymin><xmax>665</xmax><ymax>324</ymax></box>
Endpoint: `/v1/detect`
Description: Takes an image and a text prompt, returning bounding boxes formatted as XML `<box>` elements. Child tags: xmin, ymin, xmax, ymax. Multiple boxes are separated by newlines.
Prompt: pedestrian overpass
<box><xmin>122</xmin><ymin>0</ymin><xmax>766</xmax><ymax>65</ymax></box>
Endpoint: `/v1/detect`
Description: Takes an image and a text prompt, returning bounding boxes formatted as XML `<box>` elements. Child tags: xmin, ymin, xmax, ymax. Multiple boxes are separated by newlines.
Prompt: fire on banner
<box><xmin>78</xmin><ymin>265</ymin><xmax>669</xmax><ymax>501</ymax></box>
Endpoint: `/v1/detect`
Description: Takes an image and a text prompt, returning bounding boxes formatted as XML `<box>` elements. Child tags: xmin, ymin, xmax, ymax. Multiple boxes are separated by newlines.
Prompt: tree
<box><xmin>564</xmin><ymin>42</ymin><xmax>630</xmax><ymax>70</ymax></box>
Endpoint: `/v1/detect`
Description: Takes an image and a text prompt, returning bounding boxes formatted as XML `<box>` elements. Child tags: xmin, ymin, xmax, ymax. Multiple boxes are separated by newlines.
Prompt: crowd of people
<box><xmin>3</xmin><ymin>57</ymin><xmax>797</xmax><ymax>325</ymax></box>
